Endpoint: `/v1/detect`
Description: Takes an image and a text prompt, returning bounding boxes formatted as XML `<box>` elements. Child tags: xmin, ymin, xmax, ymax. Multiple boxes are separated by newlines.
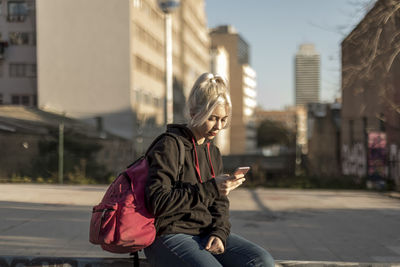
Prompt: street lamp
<box><xmin>157</xmin><ymin>0</ymin><xmax>180</xmax><ymax>125</ymax></box>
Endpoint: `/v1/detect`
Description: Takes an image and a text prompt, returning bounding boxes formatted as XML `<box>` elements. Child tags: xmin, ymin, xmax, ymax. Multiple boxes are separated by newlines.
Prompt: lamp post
<box><xmin>157</xmin><ymin>0</ymin><xmax>180</xmax><ymax>125</ymax></box>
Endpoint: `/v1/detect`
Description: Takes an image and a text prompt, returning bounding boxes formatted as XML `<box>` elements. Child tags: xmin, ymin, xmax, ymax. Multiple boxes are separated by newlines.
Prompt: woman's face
<box><xmin>192</xmin><ymin>105</ymin><xmax>228</xmax><ymax>144</ymax></box>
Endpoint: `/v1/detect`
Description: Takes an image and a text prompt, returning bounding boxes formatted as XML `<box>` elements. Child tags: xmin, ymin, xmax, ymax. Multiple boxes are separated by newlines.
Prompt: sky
<box><xmin>205</xmin><ymin>0</ymin><xmax>374</xmax><ymax>110</ymax></box>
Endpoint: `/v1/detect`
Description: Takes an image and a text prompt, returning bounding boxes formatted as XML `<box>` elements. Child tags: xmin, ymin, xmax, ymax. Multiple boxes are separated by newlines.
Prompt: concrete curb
<box><xmin>0</xmin><ymin>256</ymin><xmax>399</xmax><ymax>267</ymax></box>
<box><xmin>276</xmin><ymin>260</ymin><xmax>400</xmax><ymax>267</ymax></box>
<box><xmin>0</xmin><ymin>256</ymin><xmax>150</xmax><ymax>267</ymax></box>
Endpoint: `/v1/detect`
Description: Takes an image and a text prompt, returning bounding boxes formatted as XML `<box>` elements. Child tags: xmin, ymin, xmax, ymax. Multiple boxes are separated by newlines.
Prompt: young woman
<box><xmin>144</xmin><ymin>73</ymin><xmax>274</xmax><ymax>267</ymax></box>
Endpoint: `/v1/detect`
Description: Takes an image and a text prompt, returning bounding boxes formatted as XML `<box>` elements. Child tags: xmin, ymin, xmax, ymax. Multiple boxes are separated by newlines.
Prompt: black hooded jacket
<box><xmin>144</xmin><ymin>124</ymin><xmax>231</xmax><ymax>245</ymax></box>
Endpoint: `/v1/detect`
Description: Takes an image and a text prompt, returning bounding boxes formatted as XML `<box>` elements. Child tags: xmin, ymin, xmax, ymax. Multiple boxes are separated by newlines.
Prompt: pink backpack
<box><xmin>89</xmin><ymin>133</ymin><xmax>185</xmax><ymax>254</ymax></box>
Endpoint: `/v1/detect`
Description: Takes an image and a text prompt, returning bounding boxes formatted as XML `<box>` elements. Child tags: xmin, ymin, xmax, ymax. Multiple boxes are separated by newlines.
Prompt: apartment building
<box><xmin>36</xmin><ymin>0</ymin><xmax>210</xmax><ymax>146</ymax></box>
<box><xmin>210</xmin><ymin>25</ymin><xmax>257</xmax><ymax>154</ymax></box>
<box><xmin>0</xmin><ymin>0</ymin><xmax>36</xmax><ymax>106</ymax></box>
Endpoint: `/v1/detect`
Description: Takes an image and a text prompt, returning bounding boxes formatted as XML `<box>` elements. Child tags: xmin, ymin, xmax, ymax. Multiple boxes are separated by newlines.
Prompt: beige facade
<box><xmin>211</xmin><ymin>45</ymin><xmax>230</xmax><ymax>155</ymax></box>
<box><xmin>0</xmin><ymin>0</ymin><xmax>37</xmax><ymax>106</ymax></box>
<box><xmin>36</xmin><ymin>0</ymin><xmax>210</xmax><ymax>145</ymax></box>
<box><xmin>210</xmin><ymin>25</ymin><xmax>257</xmax><ymax>155</ymax></box>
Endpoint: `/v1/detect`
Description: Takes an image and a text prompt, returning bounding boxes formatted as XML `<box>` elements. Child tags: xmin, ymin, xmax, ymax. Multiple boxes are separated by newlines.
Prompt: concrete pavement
<box><xmin>0</xmin><ymin>184</ymin><xmax>400</xmax><ymax>266</ymax></box>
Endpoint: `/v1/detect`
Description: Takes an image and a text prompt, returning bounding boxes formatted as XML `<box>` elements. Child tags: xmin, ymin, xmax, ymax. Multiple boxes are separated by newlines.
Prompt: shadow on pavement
<box><xmin>1</xmin><ymin>195</ymin><xmax>400</xmax><ymax>264</ymax></box>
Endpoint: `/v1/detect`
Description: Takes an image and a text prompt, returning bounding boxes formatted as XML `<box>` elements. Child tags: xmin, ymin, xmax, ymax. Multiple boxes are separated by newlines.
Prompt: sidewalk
<box><xmin>0</xmin><ymin>184</ymin><xmax>400</xmax><ymax>266</ymax></box>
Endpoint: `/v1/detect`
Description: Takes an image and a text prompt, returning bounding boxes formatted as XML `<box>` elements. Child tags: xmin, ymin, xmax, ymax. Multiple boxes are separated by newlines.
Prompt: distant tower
<box><xmin>295</xmin><ymin>44</ymin><xmax>320</xmax><ymax>106</ymax></box>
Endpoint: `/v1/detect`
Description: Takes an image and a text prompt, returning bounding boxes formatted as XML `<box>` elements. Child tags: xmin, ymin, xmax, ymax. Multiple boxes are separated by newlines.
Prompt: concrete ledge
<box><xmin>0</xmin><ymin>256</ymin><xmax>151</xmax><ymax>267</ymax></box>
<box><xmin>1</xmin><ymin>256</ymin><xmax>399</xmax><ymax>267</ymax></box>
<box><xmin>276</xmin><ymin>260</ymin><xmax>400</xmax><ymax>267</ymax></box>
<box><xmin>384</xmin><ymin>191</ymin><xmax>400</xmax><ymax>200</ymax></box>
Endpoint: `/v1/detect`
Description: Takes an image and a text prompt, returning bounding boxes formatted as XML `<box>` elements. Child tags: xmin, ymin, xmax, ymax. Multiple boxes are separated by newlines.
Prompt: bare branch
<box><xmin>383</xmin><ymin>2</ymin><xmax>400</xmax><ymax>23</ymax></box>
<box><xmin>386</xmin><ymin>45</ymin><xmax>400</xmax><ymax>72</ymax></box>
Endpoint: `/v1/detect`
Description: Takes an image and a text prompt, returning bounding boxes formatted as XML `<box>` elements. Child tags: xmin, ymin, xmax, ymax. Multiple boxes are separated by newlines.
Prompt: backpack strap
<box><xmin>130</xmin><ymin>251</ymin><xmax>140</xmax><ymax>267</ymax></box>
<box><xmin>145</xmin><ymin>132</ymin><xmax>185</xmax><ymax>176</ymax></box>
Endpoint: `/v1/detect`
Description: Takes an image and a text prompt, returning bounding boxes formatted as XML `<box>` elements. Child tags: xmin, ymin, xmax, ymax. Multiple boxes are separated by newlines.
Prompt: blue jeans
<box><xmin>144</xmin><ymin>233</ymin><xmax>274</xmax><ymax>267</ymax></box>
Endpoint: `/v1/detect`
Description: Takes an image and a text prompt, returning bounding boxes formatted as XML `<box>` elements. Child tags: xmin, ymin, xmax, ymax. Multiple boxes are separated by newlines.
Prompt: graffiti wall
<box><xmin>342</xmin><ymin>143</ymin><xmax>367</xmax><ymax>177</ymax></box>
<box><xmin>342</xmin><ymin>141</ymin><xmax>400</xmax><ymax>188</ymax></box>
<box><xmin>367</xmin><ymin>132</ymin><xmax>387</xmax><ymax>179</ymax></box>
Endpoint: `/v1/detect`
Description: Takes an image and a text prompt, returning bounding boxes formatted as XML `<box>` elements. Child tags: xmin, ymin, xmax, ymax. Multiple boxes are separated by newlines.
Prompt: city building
<box><xmin>210</xmin><ymin>45</ymin><xmax>230</xmax><ymax>155</ymax></box>
<box><xmin>306</xmin><ymin>102</ymin><xmax>341</xmax><ymax>176</ymax></box>
<box><xmin>210</xmin><ymin>25</ymin><xmax>257</xmax><ymax>154</ymax></box>
<box><xmin>36</xmin><ymin>0</ymin><xmax>210</xmax><ymax>148</ymax></box>
<box><xmin>0</xmin><ymin>105</ymin><xmax>133</xmax><ymax>181</ymax></box>
<box><xmin>295</xmin><ymin>43</ymin><xmax>320</xmax><ymax>106</ymax></box>
<box><xmin>341</xmin><ymin>0</ymin><xmax>400</xmax><ymax>189</ymax></box>
<box><xmin>0</xmin><ymin>0</ymin><xmax>37</xmax><ymax>106</ymax></box>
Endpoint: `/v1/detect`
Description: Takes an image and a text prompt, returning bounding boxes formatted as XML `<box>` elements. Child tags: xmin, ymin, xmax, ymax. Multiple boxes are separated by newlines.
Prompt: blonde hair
<box><xmin>187</xmin><ymin>73</ymin><xmax>232</xmax><ymax>128</ymax></box>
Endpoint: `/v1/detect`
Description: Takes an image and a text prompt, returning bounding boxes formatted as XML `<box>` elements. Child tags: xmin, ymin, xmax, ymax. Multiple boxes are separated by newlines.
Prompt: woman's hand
<box><xmin>214</xmin><ymin>173</ymin><xmax>245</xmax><ymax>196</ymax></box>
<box><xmin>205</xmin><ymin>236</ymin><xmax>225</xmax><ymax>254</ymax></box>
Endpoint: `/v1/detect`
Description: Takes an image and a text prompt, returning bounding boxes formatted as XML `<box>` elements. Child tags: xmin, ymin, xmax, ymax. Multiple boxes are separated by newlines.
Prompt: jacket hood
<box><xmin>166</xmin><ymin>124</ymin><xmax>198</xmax><ymax>147</ymax></box>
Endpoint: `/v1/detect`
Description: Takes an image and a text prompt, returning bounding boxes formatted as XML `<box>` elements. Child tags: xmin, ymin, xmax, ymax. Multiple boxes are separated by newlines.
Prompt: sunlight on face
<box><xmin>192</xmin><ymin>105</ymin><xmax>228</xmax><ymax>144</ymax></box>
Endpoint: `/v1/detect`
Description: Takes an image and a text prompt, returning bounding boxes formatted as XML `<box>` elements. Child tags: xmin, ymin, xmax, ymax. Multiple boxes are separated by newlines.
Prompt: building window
<box><xmin>21</xmin><ymin>95</ymin><xmax>29</xmax><ymax>105</ymax></box>
<box><xmin>135</xmin><ymin>55</ymin><xmax>163</xmax><ymax>82</ymax></box>
<box><xmin>0</xmin><ymin>1</ymin><xmax>3</xmax><ymax>15</ymax></box>
<box><xmin>0</xmin><ymin>63</ymin><xmax>3</xmax><ymax>77</ymax></box>
<box><xmin>135</xmin><ymin>90</ymin><xmax>142</xmax><ymax>103</ymax></box>
<box><xmin>237</xmin><ymin>36</ymin><xmax>249</xmax><ymax>65</ymax></box>
<box><xmin>9</xmin><ymin>63</ymin><xmax>35</xmax><ymax>77</ymax></box>
<box><xmin>29</xmin><ymin>64</ymin><xmax>36</xmax><ymax>76</ymax></box>
<box><xmin>11</xmin><ymin>95</ymin><xmax>31</xmax><ymax>105</ymax></box>
<box><xmin>11</xmin><ymin>95</ymin><xmax>20</xmax><ymax>104</ymax></box>
<box><xmin>9</xmin><ymin>63</ymin><xmax>26</xmax><ymax>77</ymax></box>
<box><xmin>9</xmin><ymin>32</ymin><xmax>29</xmax><ymax>45</ymax></box>
<box><xmin>132</xmin><ymin>0</ymin><xmax>142</xmax><ymax>8</ymax></box>
<box><xmin>0</xmin><ymin>34</ymin><xmax>7</xmax><ymax>58</ymax></box>
<box><xmin>153</xmin><ymin>96</ymin><xmax>159</xmax><ymax>107</ymax></box>
<box><xmin>144</xmin><ymin>92</ymin><xmax>151</xmax><ymax>105</ymax></box>
<box><xmin>7</xmin><ymin>1</ymin><xmax>28</xmax><ymax>22</ymax></box>
<box><xmin>0</xmin><ymin>94</ymin><xmax>3</xmax><ymax>104</ymax></box>
<box><xmin>135</xmin><ymin>24</ymin><xmax>163</xmax><ymax>55</ymax></box>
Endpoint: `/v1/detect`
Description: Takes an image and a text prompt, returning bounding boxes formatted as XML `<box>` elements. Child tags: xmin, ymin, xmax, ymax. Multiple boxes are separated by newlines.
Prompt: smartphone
<box><xmin>233</xmin><ymin>166</ymin><xmax>250</xmax><ymax>176</ymax></box>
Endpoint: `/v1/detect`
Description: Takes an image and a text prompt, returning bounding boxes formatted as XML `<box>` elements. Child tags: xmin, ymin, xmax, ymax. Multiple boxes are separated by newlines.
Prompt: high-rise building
<box><xmin>0</xmin><ymin>0</ymin><xmax>37</xmax><ymax>106</ymax></box>
<box><xmin>36</xmin><ymin>0</ymin><xmax>210</xmax><ymax>146</ymax></box>
<box><xmin>295</xmin><ymin>43</ymin><xmax>320</xmax><ymax>106</ymax></box>
<box><xmin>210</xmin><ymin>25</ymin><xmax>257</xmax><ymax>154</ymax></box>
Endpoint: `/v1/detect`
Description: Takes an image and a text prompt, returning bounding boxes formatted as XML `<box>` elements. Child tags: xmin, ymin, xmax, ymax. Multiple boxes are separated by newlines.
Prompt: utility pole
<box><xmin>58</xmin><ymin>122</ymin><xmax>64</xmax><ymax>184</ymax></box>
<box><xmin>157</xmin><ymin>0</ymin><xmax>180</xmax><ymax>125</ymax></box>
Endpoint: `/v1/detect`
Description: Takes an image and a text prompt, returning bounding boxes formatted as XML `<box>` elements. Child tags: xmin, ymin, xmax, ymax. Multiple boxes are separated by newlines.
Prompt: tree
<box><xmin>257</xmin><ymin>119</ymin><xmax>295</xmax><ymax>148</ymax></box>
<box><xmin>342</xmin><ymin>0</ymin><xmax>400</xmax><ymax>116</ymax></box>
